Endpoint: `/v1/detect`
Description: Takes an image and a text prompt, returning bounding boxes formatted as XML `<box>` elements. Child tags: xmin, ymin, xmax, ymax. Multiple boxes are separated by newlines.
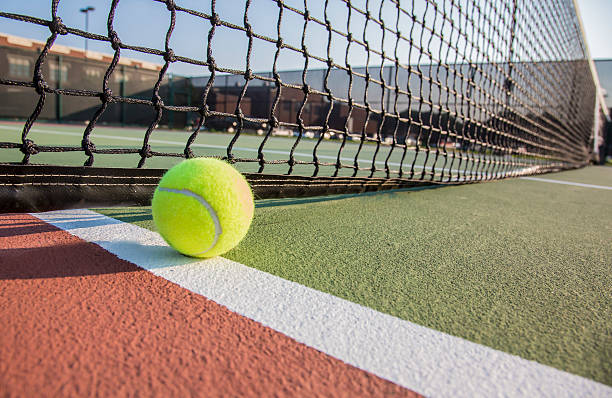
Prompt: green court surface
<box><xmin>94</xmin><ymin>166</ymin><xmax>612</xmax><ymax>386</ymax></box>
<box><xmin>0</xmin><ymin>121</ymin><xmax>530</xmax><ymax>179</ymax></box>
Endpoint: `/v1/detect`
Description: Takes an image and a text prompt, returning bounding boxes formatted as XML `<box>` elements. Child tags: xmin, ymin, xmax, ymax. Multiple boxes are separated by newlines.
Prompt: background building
<box><xmin>0</xmin><ymin>33</ymin><xmax>189</xmax><ymax>128</ymax></box>
<box><xmin>1</xmin><ymin>33</ymin><xmax>610</xmax><ymax>159</ymax></box>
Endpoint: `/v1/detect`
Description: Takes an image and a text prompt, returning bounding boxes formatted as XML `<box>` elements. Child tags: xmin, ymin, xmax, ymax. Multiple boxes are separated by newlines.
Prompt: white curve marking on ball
<box><xmin>158</xmin><ymin>187</ymin><xmax>222</xmax><ymax>256</ymax></box>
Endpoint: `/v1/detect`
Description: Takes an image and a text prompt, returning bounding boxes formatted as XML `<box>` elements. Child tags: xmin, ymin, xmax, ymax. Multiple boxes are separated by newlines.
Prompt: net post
<box><xmin>168</xmin><ymin>73</ymin><xmax>174</xmax><ymax>129</ymax></box>
<box><xmin>56</xmin><ymin>54</ymin><xmax>63</xmax><ymax>122</ymax></box>
<box><xmin>572</xmin><ymin>0</ymin><xmax>611</xmax><ymax>163</ymax></box>
<box><xmin>120</xmin><ymin>65</ymin><xmax>126</xmax><ymax>126</ymax></box>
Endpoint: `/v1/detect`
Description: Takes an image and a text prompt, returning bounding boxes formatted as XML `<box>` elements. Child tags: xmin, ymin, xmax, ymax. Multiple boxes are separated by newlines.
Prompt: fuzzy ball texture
<box><xmin>152</xmin><ymin>158</ymin><xmax>254</xmax><ymax>258</ymax></box>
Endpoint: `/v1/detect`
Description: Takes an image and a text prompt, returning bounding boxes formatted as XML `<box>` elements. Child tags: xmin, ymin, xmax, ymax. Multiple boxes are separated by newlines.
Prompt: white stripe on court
<box><xmin>32</xmin><ymin>209</ymin><xmax>611</xmax><ymax>398</ymax></box>
<box><xmin>520</xmin><ymin>176</ymin><xmax>612</xmax><ymax>190</ymax></box>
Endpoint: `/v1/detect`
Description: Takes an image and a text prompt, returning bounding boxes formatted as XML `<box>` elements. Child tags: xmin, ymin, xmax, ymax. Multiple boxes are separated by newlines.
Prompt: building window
<box><xmin>49</xmin><ymin>63</ymin><xmax>68</xmax><ymax>83</ymax></box>
<box><xmin>8</xmin><ymin>56</ymin><xmax>31</xmax><ymax>78</ymax></box>
<box><xmin>85</xmin><ymin>67</ymin><xmax>102</xmax><ymax>79</ymax></box>
<box><xmin>114</xmin><ymin>71</ymin><xmax>129</xmax><ymax>83</ymax></box>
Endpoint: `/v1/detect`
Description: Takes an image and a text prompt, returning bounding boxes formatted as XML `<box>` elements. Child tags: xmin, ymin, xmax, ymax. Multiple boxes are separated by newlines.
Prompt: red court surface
<box><xmin>0</xmin><ymin>213</ymin><xmax>419</xmax><ymax>397</ymax></box>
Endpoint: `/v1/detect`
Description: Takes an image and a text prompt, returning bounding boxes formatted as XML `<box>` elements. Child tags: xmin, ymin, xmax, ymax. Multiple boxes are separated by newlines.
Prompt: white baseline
<box><xmin>33</xmin><ymin>209</ymin><xmax>612</xmax><ymax>398</ymax></box>
<box><xmin>520</xmin><ymin>176</ymin><xmax>612</xmax><ymax>190</ymax></box>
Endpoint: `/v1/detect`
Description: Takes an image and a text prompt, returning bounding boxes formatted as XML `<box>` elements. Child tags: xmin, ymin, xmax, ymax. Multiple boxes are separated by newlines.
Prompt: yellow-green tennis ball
<box><xmin>152</xmin><ymin>158</ymin><xmax>254</xmax><ymax>258</ymax></box>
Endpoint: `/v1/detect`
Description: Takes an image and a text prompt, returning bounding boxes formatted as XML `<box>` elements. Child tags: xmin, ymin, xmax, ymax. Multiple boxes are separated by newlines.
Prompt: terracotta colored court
<box><xmin>0</xmin><ymin>213</ymin><xmax>419</xmax><ymax>397</ymax></box>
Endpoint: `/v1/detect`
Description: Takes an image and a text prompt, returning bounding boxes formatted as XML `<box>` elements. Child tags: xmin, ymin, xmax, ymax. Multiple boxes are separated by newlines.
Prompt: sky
<box><xmin>1</xmin><ymin>0</ymin><xmax>611</xmax><ymax>77</ymax></box>
<box><xmin>576</xmin><ymin>0</ymin><xmax>612</xmax><ymax>60</ymax></box>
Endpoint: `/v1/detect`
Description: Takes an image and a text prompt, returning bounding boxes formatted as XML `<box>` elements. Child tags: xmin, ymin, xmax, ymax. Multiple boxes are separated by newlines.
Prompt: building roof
<box><xmin>0</xmin><ymin>32</ymin><xmax>162</xmax><ymax>71</ymax></box>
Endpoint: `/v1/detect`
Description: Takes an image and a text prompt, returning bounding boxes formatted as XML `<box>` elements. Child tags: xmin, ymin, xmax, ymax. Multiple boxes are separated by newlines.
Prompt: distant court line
<box><xmin>0</xmin><ymin>125</ymin><xmax>431</xmax><ymax>170</ymax></box>
<box><xmin>33</xmin><ymin>209</ymin><xmax>612</xmax><ymax>398</ymax></box>
<box><xmin>520</xmin><ymin>176</ymin><xmax>612</xmax><ymax>190</ymax></box>
<box><xmin>0</xmin><ymin>124</ymin><xmax>522</xmax><ymax>178</ymax></box>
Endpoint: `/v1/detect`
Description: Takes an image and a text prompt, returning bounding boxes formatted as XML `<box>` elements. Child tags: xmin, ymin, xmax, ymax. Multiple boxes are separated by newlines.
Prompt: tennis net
<box><xmin>0</xmin><ymin>0</ymin><xmax>609</xmax><ymax>210</ymax></box>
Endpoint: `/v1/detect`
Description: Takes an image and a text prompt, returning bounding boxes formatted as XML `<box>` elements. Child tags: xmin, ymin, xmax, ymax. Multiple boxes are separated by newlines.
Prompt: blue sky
<box><xmin>576</xmin><ymin>0</ymin><xmax>612</xmax><ymax>60</ymax></box>
<box><xmin>2</xmin><ymin>0</ymin><xmax>611</xmax><ymax>77</ymax></box>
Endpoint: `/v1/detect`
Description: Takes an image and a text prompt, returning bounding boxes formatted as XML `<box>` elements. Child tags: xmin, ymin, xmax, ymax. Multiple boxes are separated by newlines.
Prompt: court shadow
<box><xmin>0</xmin><ymin>222</ymin><xmax>59</xmax><ymax>238</ymax></box>
<box><xmin>0</xmin><ymin>212</ymin><xmax>138</xmax><ymax>239</ymax></box>
<box><xmin>0</xmin><ymin>238</ymin><xmax>202</xmax><ymax>280</ymax></box>
<box><xmin>97</xmin><ymin>240</ymin><xmax>201</xmax><ymax>270</ymax></box>
<box><xmin>0</xmin><ymin>210</ymin><xmax>215</xmax><ymax>280</ymax></box>
<box><xmin>91</xmin><ymin>208</ymin><xmax>153</xmax><ymax>224</ymax></box>
<box><xmin>256</xmin><ymin>184</ymin><xmax>445</xmax><ymax>208</ymax></box>
<box><xmin>0</xmin><ymin>241</ymin><xmax>143</xmax><ymax>280</ymax></box>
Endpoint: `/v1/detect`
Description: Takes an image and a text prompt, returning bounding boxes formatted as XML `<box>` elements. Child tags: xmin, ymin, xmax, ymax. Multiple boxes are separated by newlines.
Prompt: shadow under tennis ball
<box><xmin>98</xmin><ymin>240</ymin><xmax>204</xmax><ymax>270</ymax></box>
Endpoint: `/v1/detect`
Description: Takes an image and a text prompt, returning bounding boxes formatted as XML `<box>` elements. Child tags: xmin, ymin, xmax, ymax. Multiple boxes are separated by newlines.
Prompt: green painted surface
<box><xmin>95</xmin><ymin>167</ymin><xmax>612</xmax><ymax>385</ymax></box>
<box><xmin>0</xmin><ymin>121</ymin><xmax>530</xmax><ymax>178</ymax></box>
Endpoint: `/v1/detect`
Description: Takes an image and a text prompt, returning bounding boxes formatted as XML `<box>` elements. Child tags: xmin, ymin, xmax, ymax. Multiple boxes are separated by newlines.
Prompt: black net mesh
<box><xmin>0</xmin><ymin>0</ymin><xmax>604</xmax><ymax>187</ymax></box>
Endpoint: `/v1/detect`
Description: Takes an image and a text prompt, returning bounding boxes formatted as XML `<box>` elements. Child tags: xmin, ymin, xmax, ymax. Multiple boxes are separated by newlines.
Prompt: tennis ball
<box><xmin>152</xmin><ymin>158</ymin><xmax>254</xmax><ymax>258</ymax></box>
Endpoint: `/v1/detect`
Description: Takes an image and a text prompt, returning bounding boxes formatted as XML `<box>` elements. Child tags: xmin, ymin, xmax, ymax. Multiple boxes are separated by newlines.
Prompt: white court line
<box><xmin>33</xmin><ymin>209</ymin><xmax>612</xmax><ymax>398</ymax></box>
<box><xmin>520</xmin><ymin>176</ymin><xmax>612</xmax><ymax>190</ymax></box>
<box><xmin>0</xmin><ymin>124</ymin><xmax>515</xmax><ymax>177</ymax></box>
